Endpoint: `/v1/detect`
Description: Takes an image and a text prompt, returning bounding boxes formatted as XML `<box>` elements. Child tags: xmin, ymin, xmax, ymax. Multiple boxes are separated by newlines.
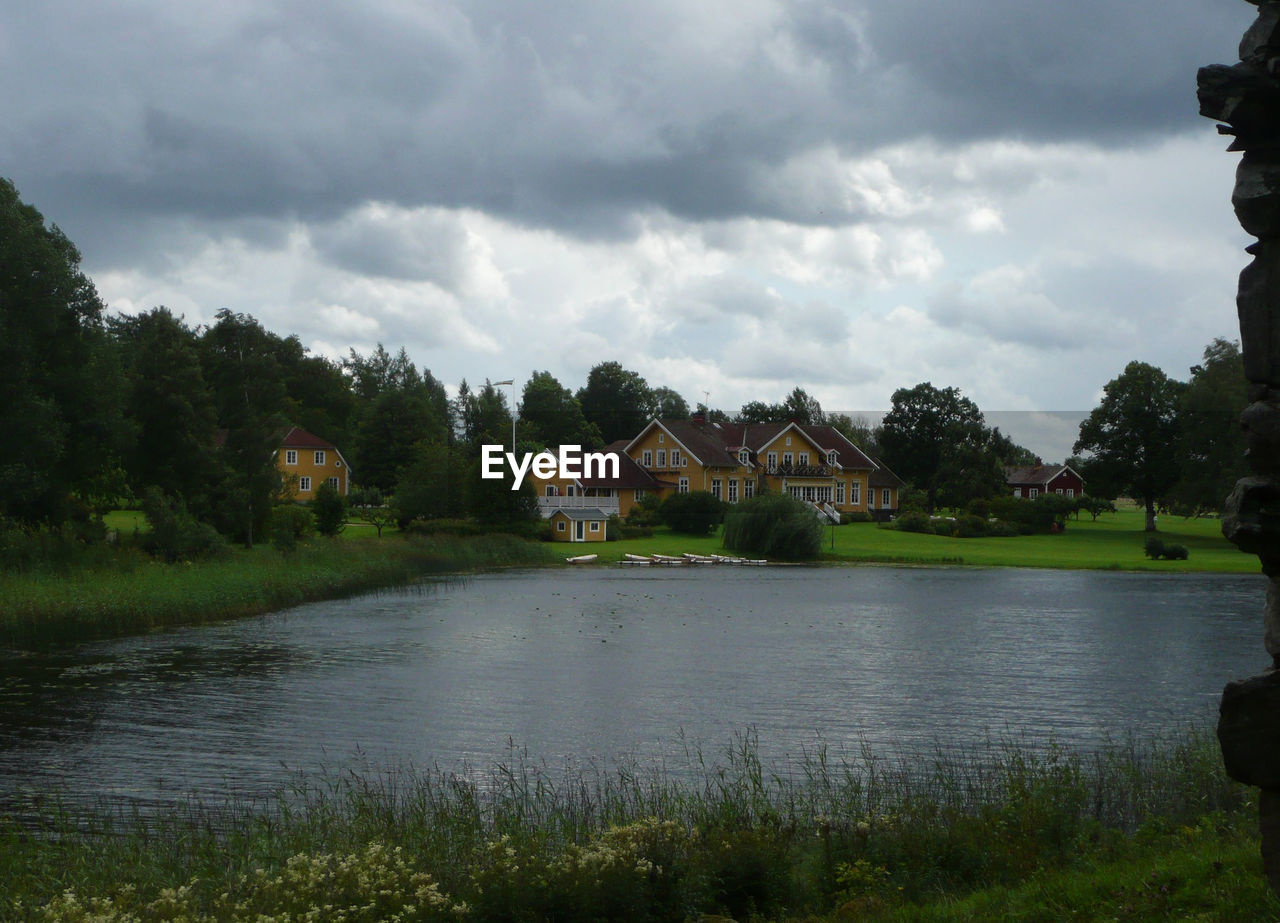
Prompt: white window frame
<box><xmin>642</xmin><ymin>450</ymin><xmax>653</xmax><ymax>467</ymax></box>
<box><xmin>557</xmin><ymin>519</ymin><xmax>566</xmax><ymax>532</ymax></box>
<box><xmin>670</xmin><ymin>449</ymin><xmax>681</xmax><ymax>466</ymax></box>
<box><xmin>828</xmin><ymin>450</ymin><xmax>837</xmax><ymax>465</ymax></box>
<box><xmin>767</xmin><ymin>451</ymin><xmax>777</xmax><ymax>467</ymax></box>
<box><xmin>711</xmin><ymin>478</ymin><xmax>722</xmax><ymax>499</ymax></box>
<box><xmin>546</xmin><ymin>485</ymin><xmax>559</xmax><ymax>496</ymax></box>
<box><xmin>1055</xmin><ymin>488</ymin><xmax>1063</xmax><ymax>495</ymax></box>
<box><xmin>785</xmin><ymin>436</ymin><xmax>792</xmax><ymax>446</ymax></box>
<box><xmin>589</xmin><ymin>521</ymin><xmax>600</xmax><ymax>532</ymax></box>
<box><xmin>738</xmin><ymin>449</ymin><xmax>750</xmax><ymax>465</ymax></box>
<box><xmin>328</xmin><ymin>477</ymin><xmax>339</xmax><ymax>489</ymax></box>
<box><xmin>299</xmin><ymin>476</ymin><xmax>312</xmax><ymax>492</ymax></box>
<box><xmin>1013</xmin><ymin>488</ymin><xmax>1021</xmax><ymax>497</ymax></box>
<box><xmin>798</xmin><ymin>452</ymin><xmax>809</xmax><ymax>466</ymax></box>
<box><xmin>1030</xmin><ymin>488</ymin><xmax>1039</xmax><ymax>499</ymax></box>
<box><xmin>635</xmin><ymin>489</ymin><xmax>645</xmax><ymax>501</ymax></box>
<box><xmin>657</xmin><ymin>448</ymin><xmax>667</xmax><ymax>467</ymax></box>
<box><xmin>851</xmin><ymin>480</ymin><xmax>861</xmax><ymax>505</ymax></box>
<box><xmin>882</xmin><ymin>488</ymin><xmax>891</xmax><ymax>507</ymax></box>
<box><xmin>783</xmin><ymin>452</ymin><xmax>793</xmax><ymax>467</ymax></box>
<box><xmin>285</xmin><ymin>449</ymin><xmax>298</xmax><ymax>465</ymax></box>
<box><xmin>678</xmin><ymin>477</ymin><xmax>689</xmax><ymax>494</ymax></box>
<box><xmin>658</xmin><ymin>433</ymin><xmax>665</xmax><ymax>443</ymax></box>
<box><xmin>744</xmin><ymin>480</ymin><xmax>755</xmax><ymax>499</ymax></box>
<box><xmin>314</xmin><ymin>450</ymin><xmax>326</xmax><ymax>465</ymax></box>
<box><xmin>1066</xmin><ymin>488</ymin><xmax>1074</xmax><ymax>498</ymax></box>
<box><xmin>728</xmin><ymin>479</ymin><xmax>738</xmax><ymax>502</ymax></box>
<box><xmin>835</xmin><ymin>480</ymin><xmax>845</xmax><ymax>505</ymax></box>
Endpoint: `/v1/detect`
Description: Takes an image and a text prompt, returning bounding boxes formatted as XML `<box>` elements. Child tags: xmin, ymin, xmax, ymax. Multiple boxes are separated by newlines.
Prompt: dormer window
<box><xmin>738</xmin><ymin>449</ymin><xmax>750</xmax><ymax>465</ymax></box>
<box><xmin>828</xmin><ymin>450</ymin><xmax>838</xmax><ymax>465</ymax></box>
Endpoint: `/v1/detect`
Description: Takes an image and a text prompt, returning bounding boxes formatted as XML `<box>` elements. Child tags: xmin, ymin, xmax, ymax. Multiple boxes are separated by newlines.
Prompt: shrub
<box><xmin>894</xmin><ymin>511</ymin><xmax>935</xmax><ymax>534</ymax></box>
<box><xmin>272</xmin><ymin>503</ymin><xmax>314</xmax><ymax>540</ymax></box>
<box><xmin>722</xmin><ymin>492</ymin><xmax>823</xmax><ymax>560</ymax></box>
<box><xmin>659</xmin><ymin>491</ymin><xmax>724</xmax><ymax>535</ymax></box>
<box><xmin>626</xmin><ymin>493</ymin><xmax>663</xmax><ymax>526</ymax></box>
<box><xmin>1145</xmin><ymin>537</ymin><xmax>1189</xmax><ymax>560</ymax></box>
<box><xmin>966</xmin><ymin>497</ymin><xmax>991</xmax><ymax>519</ymax></box>
<box><xmin>842</xmin><ymin>511</ymin><xmax>873</xmax><ymax>524</ymax></box>
<box><xmin>606</xmin><ymin>514</ymin><xmax>624</xmax><ymax>541</ymax></box>
<box><xmin>312</xmin><ymin>482</ymin><xmax>347</xmax><ymax>537</ymax></box>
<box><xmin>141</xmin><ymin>488</ymin><xmax>227</xmax><ymax>563</ymax></box>
<box><xmin>953</xmin><ymin>514</ymin><xmax>989</xmax><ymax>538</ymax></box>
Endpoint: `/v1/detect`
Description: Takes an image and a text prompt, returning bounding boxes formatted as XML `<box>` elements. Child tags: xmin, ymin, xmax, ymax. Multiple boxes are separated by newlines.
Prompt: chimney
<box><xmin>691</xmin><ymin>414</ymin><xmax>705</xmax><ymax>425</ymax></box>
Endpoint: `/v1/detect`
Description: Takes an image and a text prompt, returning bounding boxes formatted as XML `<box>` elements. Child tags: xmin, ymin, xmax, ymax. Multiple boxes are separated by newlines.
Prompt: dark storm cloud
<box><xmin>0</xmin><ymin>0</ymin><xmax>1253</xmax><ymax>250</ymax></box>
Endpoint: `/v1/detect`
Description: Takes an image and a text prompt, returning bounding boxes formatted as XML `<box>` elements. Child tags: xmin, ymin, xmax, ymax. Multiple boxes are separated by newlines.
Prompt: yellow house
<box><xmin>276</xmin><ymin>426</ymin><xmax>352</xmax><ymax>501</ymax></box>
<box><xmin>549</xmin><ymin>508</ymin><xmax>609</xmax><ymax>542</ymax></box>
<box><xmin>621</xmin><ymin>418</ymin><xmax>879</xmax><ymax>519</ymax></box>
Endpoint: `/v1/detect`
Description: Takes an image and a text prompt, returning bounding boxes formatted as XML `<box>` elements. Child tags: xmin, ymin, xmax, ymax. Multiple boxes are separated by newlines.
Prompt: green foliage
<box><xmin>625</xmin><ymin>492</ymin><xmax>663</xmax><ymax>526</ymax></box>
<box><xmin>392</xmin><ymin>442</ymin><xmax>468</xmax><ymax>526</ymax></box>
<box><xmin>576</xmin><ymin>361</ymin><xmax>655</xmax><ymax>444</ymax></box>
<box><xmin>722</xmin><ymin>492</ymin><xmax>823</xmax><ymax>559</ymax></box>
<box><xmin>894</xmin><ymin>511</ymin><xmax>936</xmax><ymax>534</ymax></box>
<box><xmin>736</xmin><ymin>386</ymin><xmax>825</xmax><ymax>425</ymax></box>
<box><xmin>311</xmin><ymin>482</ymin><xmax>347</xmax><ymax>537</ymax></box>
<box><xmin>1171</xmin><ymin>338</ymin><xmax>1248</xmax><ymax>517</ymax></box>
<box><xmin>271</xmin><ymin>504</ymin><xmax>314</xmax><ymax>544</ymax></box>
<box><xmin>1145</xmin><ymin>537</ymin><xmax>1189</xmax><ymax>560</ymax></box>
<box><xmin>841</xmin><ymin>510</ymin><xmax>873</xmax><ymax>524</ymax></box>
<box><xmin>989</xmin><ymin>496</ymin><xmax>1074</xmax><ymax>534</ymax></box>
<box><xmin>650</xmin><ymin>385</ymin><xmax>690</xmax><ymax>420</ymax></box>
<box><xmin>521</xmin><ymin>370</ymin><xmax>604</xmax><ymax>449</ymax></box>
<box><xmin>879</xmin><ymin>382</ymin><xmax>1005</xmax><ymax>513</ymax></box>
<box><xmin>1077</xmin><ymin>495</ymin><xmax>1117</xmax><ymax>521</ymax></box>
<box><xmin>659</xmin><ymin>490</ymin><xmax>725</xmax><ymax>535</ymax></box>
<box><xmin>1075</xmin><ymin>360</ymin><xmax>1184</xmax><ymax>532</ymax></box>
<box><xmin>140</xmin><ymin>488</ymin><xmax>227</xmax><ymax>563</ymax></box>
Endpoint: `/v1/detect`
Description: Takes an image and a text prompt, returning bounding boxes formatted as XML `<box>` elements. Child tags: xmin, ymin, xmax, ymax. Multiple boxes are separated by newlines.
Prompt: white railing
<box><xmin>537</xmin><ymin>496</ymin><xmax>620</xmax><ymax>518</ymax></box>
<box><xmin>818</xmin><ymin>502</ymin><xmax>841</xmax><ymax>523</ymax></box>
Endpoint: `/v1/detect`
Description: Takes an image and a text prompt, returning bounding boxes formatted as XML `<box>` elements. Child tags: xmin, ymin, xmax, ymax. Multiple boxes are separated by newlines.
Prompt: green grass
<box><xmin>589</xmin><ymin>508</ymin><xmax>1257</xmax><ymax>573</ymax></box>
<box><xmin>0</xmin><ymin>533</ymin><xmax>558</xmax><ymax>647</ymax></box>
<box><xmin>5</xmin><ymin>728</ymin><xmax>1277</xmax><ymax>921</ymax></box>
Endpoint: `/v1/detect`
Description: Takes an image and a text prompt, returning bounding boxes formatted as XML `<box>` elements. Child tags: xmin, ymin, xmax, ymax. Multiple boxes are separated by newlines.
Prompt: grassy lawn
<box><xmin>585</xmin><ymin>507</ymin><xmax>1258</xmax><ymax>573</ymax></box>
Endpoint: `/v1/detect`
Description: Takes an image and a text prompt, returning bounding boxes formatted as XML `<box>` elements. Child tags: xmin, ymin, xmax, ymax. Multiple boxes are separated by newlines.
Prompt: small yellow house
<box><xmin>276</xmin><ymin>426</ymin><xmax>352</xmax><ymax>500</ymax></box>
<box><xmin>549</xmin><ymin>507</ymin><xmax>609</xmax><ymax>542</ymax></box>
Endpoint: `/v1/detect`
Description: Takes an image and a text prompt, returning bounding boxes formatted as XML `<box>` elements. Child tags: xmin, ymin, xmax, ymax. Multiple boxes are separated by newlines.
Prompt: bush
<box><xmin>953</xmin><ymin>514</ymin><xmax>989</xmax><ymax>538</ymax></box>
<box><xmin>894</xmin><ymin>511</ymin><xmax>935</xmax><ymax>534</ymax></box>
<box><xmin>1145</xmin><ymin>537</ymin><xmax>1189</xmax><ymax>560</ymax></box>
<box><xmin>312</xmin><ymin>482</ymin><xmax>347</xmax><ymax>537</ymax></box>
<box><xmin>626</xmin><ymin>493</ymin><xmax>663</xmax><ymax>526</ymax></box>
<box><xmin>272</xmin><ymin>504</ymin><xmax>314</xmax><ymax>539</ymax></box>
<box><xmin>722</xmin><ymin>492</ymin><xmax>823</xmax><ymax>560</ymax></box>
<box><xmin>606</xmin><ymin>514</ymin><xmax>624</xmax><ymax>541</ymax></box>
<box><xmin>966</xmin><ymin>498</ymin><xmax>992</xmax><ymax>519</ymax></box>
<box><xmin>659</xmin><ymin>491</ymin><xmax>725</xmax><ymax>535</ymax></box>
<box><xmin>403</xmin><ymin>519</ymin><xmax>486</xmax><ymax>537</ymax></box>
<box><xmin>842</xmin><ymin>511</ymin><xmax>873</xmax><ymax>524</ymax></box>
<box><xmin>141</xmin><ymin>488</ymin><xmax>227</xmax><ymax>563</ymax></box>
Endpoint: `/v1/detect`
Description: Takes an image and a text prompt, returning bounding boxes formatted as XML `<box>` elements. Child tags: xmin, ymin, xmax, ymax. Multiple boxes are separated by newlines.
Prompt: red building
<box><xmin>1005</xmin><ymin>464</ymin><xmax>1085</xmax><ymax>500</ymax></box>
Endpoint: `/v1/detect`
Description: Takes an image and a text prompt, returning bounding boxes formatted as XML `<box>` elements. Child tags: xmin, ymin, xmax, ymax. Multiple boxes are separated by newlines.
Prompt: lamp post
<box><xmin>493</xmin><ymin>379</ymin><xmax>516</xmax><ymax>452</ymax></box>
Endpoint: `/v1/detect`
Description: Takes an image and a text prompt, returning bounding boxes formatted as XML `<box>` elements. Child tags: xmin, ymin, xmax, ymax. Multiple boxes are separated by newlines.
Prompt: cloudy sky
<box><xmin>1</xmin><ymin>0</ymin><xmax>1258</xmax><ymax>458</ymax></box>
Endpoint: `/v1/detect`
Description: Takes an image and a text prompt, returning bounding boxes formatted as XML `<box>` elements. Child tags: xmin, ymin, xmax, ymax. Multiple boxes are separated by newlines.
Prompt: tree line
<box><xmin>2</xmin><ymin>177</ymin><xmax>1247</xmax><ymax>546</ymax></box>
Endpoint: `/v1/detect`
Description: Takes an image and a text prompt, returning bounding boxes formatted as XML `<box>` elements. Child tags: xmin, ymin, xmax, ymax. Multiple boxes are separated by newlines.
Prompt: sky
<box><xmin>0</xmin><ymin>1</ymin><xmax>1259</xmax><ymax>460</ymax></box>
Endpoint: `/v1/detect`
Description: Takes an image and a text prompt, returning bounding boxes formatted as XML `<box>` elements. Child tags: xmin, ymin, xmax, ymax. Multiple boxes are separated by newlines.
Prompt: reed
<box><xmin>5</xmin><ymin>727</ymin><xmax>1275</xmax><ymax>921</ymax></box>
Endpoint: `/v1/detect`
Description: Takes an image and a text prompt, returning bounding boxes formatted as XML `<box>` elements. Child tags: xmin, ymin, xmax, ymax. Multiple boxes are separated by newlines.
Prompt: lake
<box><xmin>0</xmin><ymin>566</ymin><xmax>1266</xmax><ymax>811</ymax></box>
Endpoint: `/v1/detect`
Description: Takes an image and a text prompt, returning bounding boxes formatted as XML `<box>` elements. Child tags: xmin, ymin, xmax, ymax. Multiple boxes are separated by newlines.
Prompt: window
<box><xmin>711</xmin><ymin>478</ymin><xmax>722</xmax><ymax>499</ymax></box>
<box><xmin>658</xmin><ymin>433</ymin><xmax>665</xmax><ymax>443</ymax></box>
<box><xmin>767</xmin><ymin>451</ymin><xmax>777</xmax><ymax>467</ymax></box>
<box><xmin>682</xmin><ymin>456</ymin><xmax>688</xmax><ymax>467</ymax></box>
<box><xmin>678</xmin><ymin>477</ymin><xmax>689</xmax><ymax>493</ymax></box>
<box><xmin>299</xmin><ymin>476</ymin><xmax>312</xmax><ymax>492</ymax></box>
<box><xmin>1066</xmin><ymin>488</ymin><xmax>1074</xmax><ymax>498</ymax></box>
<box><xmin>635</xmin><ymin>489</ymin><xmax>645</xmax><ymax>501</ymax></box>
<box><xmin>785</xmin><ymin>436</ymin><xmax>792</xmax><ymax>446</ymax></box>
<box><xmin>783</xmin><ymin>452</ymin><xmax>793</xmax><ymax>467</ymax></box>
<box><xmin>557</xmin><ymin>520</ymin><xmax>566</xmax><ymax>532</ymax></box>
<box><xmin>546</xmin><ymin>485</ymin><xmax>559</xmax><ymax>496</ymax></box>
<box><xmin>589</xmin><ymin>521</ymin><xmax>600</xmax><ymax>532</ymax></box>
<box><xmin>567</xmin><ymin>485</ymin><xmax>576</xmax><ymax>496</ymax></box>
<box><xmin>285</xmin><ymin>449</ymin><xmax>298</xmax><ymax>465</ymax></box>
<box><xmin>835</xmin><ymin>481</ymin><xmax>845</xmax><ymax>505</ymax></box>
<box><xmin>738</xmin><ymin>449</ymin><xmax>750</xmax><ymax>465</ymax></box>
<box><xmin>670</xmin><ymin>449</ymin><xmax>681</xmax><ymax>466</ymax></box>
<box><xmin>828</xmin><ymin>450</ymin><xmax>838</xmax><ymax>465</ymax></box>
<box><xmin>883</xmin><ymin>488</ymin><xmax>891</xmax><ymax>507</ymax></box>
<box><xmin>657</xmin><ymin>449</ymin><xmax>667</xmax><ymax>467</ymax></box>
<box><xmin>314</xmin><ymin>450</ymin><xmax>326</xmax><ymax>465</ymax></box>
<box><xmin>328</xmin><ymin>477</ymin><xmax>339</xmax><ymax>489</ymax></box>
<box><xmin>868</xmin><ymin>488</ymin><xmax>875</xmax><ymax>508</ymax></box>
<box><xmin>1029</xmin><ymin>488</ymin><xmax>1039</xmax><ymax>499</ymax></box>
<box><xmin>1013</xmin><ymin>488</ymin><xmax>1021</xmax><ymax>497</ymax></box>
<box><xmin>798</xmin><ymin>452</ymin><xmax>809</xmax><ymax>466</ymax></box>
<box><xmin>728</xmin><ymin>479</ymin><xmax>738</xmax><ymax>502</ymax></box>
<box><xmin>744</xmin><ymin>480</ymin><xmax>755</xmax><ymax>499</ymax></box>
<box><xmin>851</xmin><ymin>480</ymin><xmax>861</xmax><ymax>505</ymax></box>
<box><xmin>1055</xmin><ymin>488</ymin><xmax>1063</xmax><ymax>495</ymax></box>
<box><xmin>642</xmin><ymin>450</ymin><xmax>653</xmax><ymax>467</ymax></box>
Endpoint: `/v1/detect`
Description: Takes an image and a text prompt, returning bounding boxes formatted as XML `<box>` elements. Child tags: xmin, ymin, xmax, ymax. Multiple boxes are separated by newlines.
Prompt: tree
<box><xmin>658</xmin><ymin>490</ymin><xmax>724</xmax><ymax>534</ymax></box>
<box><xmin>1073</xmin><ymin>361</ymin><xmax>1183</xmax><ymax>532</ymax></box>
<box><xmin>780</xmin><ymin>386</ymin><xmax>824</xmax><ymax>425</ymax></box>
<box><xmin>651</xmin><ymin>386</ymin><xmax>690</xmax><ymax>420</ymax></box>
<box><xmin>1170</xmin><ymin>338</ymin><xmax>1247</xmax><ymax>516</ymax></box>
<box><xmin>989</xmin><ymin>428</ymin><xmax>1039</xmax><ymax>467</ymax></box>
<box><xmin>722</xmin><ymin>492</ymin><xmax>823</xmax><ymax>560</ymax></box>
<box><xmin>737</xmin><ymin>400</ymin><xmax>782</xmax><ymax>424</ymax></box>
<box><xmin>198</xmin><ymin>310</ymin><xmax>290</xmax><ymax>545</ymax></box>
<box><xmin>393</xmin><ymin>442</ymin><xmax>469</xmax><ymax>525</ymax></box>
<box><xmin>355</xmin><ymin>387</ymin><xmax>448</xmax><ymax>492</ymax></box>
<box><xmin>312</xmin><ymin>481</ymin><xmax>348</xmax><ymax>536</ymax></box>
<box><xmin>577</xmin><ymin>362</ymin><xmax>655</xmax><ymax>444</ymax></box>
<box><xmin>879</xmin><ymin>383</ymin><xmax>1003</xmax><ymax>514</ymax></box>
<box><xmin>519</xmin><ymin>371</ymin><xmax>602</xmax><ymax>449</ymax></box>
<box><xmin>0</xmin><ymin>177</ymin><xmax>123</xmax><ymax>524</ymax></box>
<box><xmin>111</xmin><ymin>307</ymin><xmax>219</xmax><ymax>506</ymax></box>
<box><xmin>827</xmin><ymin>413</ymin><xmax>880</xmax><ymax>456</ymax></box>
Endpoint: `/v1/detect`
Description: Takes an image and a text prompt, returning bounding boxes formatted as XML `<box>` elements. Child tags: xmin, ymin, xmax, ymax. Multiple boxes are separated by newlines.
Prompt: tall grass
<box><xmin>5</xmin><ymin>727</ymin><xmax>1274</xmax><ymax>921</ymax></box>
<box><xmin>0</xmin><ymin>534</ymin><xmax>558</xmax><ymax>647</ymax></box>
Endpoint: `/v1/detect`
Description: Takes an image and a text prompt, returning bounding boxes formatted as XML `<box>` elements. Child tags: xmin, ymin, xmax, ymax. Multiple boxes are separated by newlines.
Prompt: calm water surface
<box><xmin>0</xmin><ymin>566</ymin><xmax>1266</xmax><ymax>809</ymax></box>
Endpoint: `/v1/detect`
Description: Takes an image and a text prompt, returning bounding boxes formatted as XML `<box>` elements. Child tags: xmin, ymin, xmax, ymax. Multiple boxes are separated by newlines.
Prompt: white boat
<box><xmin>624</xmin><ymin>553</ymin><xmax>651</xmax><ymax>562</ymax></box>
<box><xmin>565</xmin><ymin>554</ymin><xmax>598</xmax><ymax>564</ymax></box>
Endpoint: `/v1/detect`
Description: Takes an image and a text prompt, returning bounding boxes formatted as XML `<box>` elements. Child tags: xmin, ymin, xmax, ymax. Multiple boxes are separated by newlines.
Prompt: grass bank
<box><xmin>594</xmin><ymin>508</ymin><xmax>1259</xmax><ymax>573</ymax></box>
<box><xmin>5</xmin><ymin>728</ymin><xmax>1276</xmax><ymax>921</ymax></box>
<box><xmin>0</xmin><ymin>533</ymin><xmax>559</xmax><ymax>648</ymax></box>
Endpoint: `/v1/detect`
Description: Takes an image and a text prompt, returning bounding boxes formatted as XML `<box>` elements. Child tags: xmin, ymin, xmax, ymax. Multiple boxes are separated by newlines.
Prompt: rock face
<box><xmin>1199</xmin><ymin>0</ymin><xmax>1280</xmax><ymax>896</ymax></box>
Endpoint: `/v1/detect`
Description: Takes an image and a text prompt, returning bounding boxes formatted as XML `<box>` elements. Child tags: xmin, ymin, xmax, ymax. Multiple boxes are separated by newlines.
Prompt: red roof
<box><xmin>279</xmin><ymin>426</ymin><xmax>338</xmax><ymax>450</ymax></box>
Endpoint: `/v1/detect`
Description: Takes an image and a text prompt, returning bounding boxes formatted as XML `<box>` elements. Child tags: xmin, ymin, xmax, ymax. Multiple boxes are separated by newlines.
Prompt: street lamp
<box><xmin>493</xmin><ymin>379</ymin><xmax>516</xmax><ymax>452</ymax></box>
